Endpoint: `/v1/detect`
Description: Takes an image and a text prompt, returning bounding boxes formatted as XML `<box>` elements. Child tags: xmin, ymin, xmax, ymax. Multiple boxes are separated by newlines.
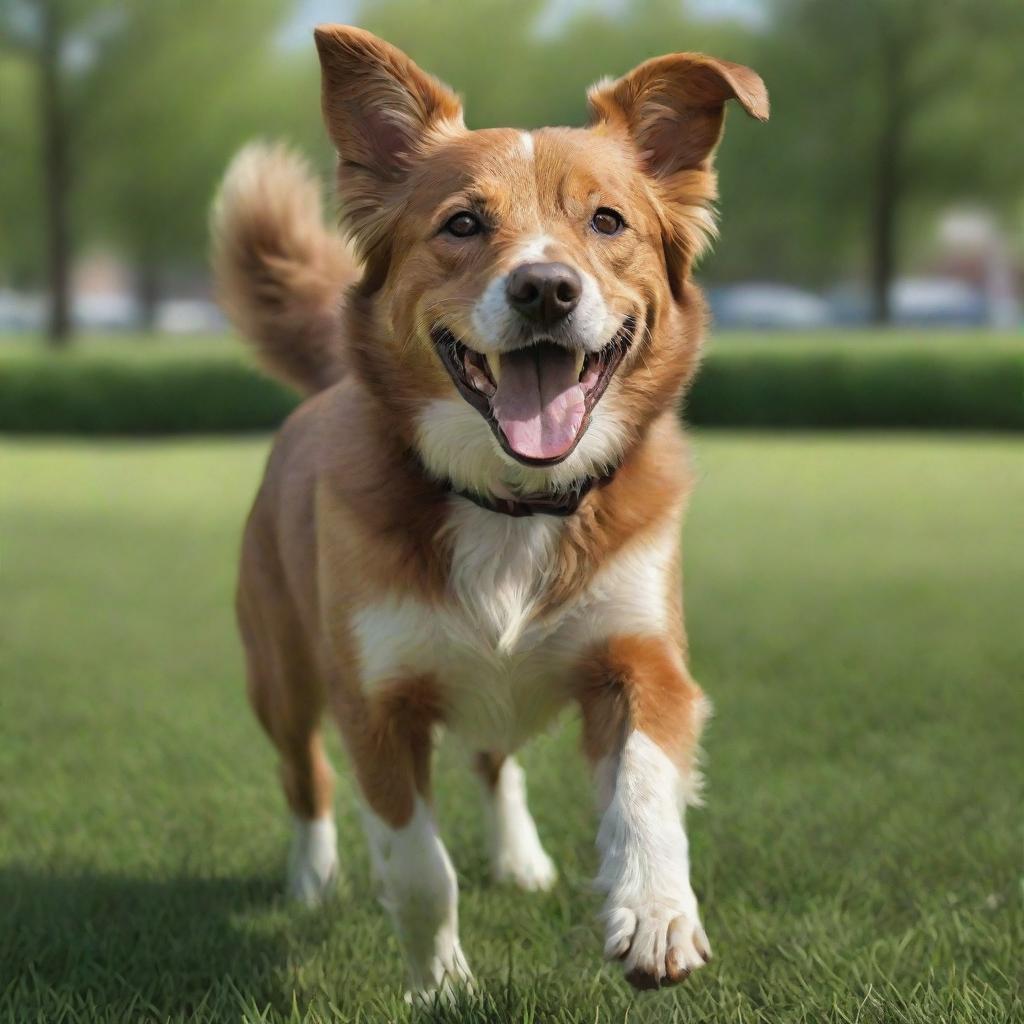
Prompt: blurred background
<box><xmin>1</xmin><ymin>0</ymin><xmax>1022</xmax><ymax>345</ymax></box>
<box><xmin>2</xmin><ymin>0</ymin><xmax>1022</xmax><ymax>436</ymax></box>
<box><xmin>3</xmin><ymin>4</ymin><xmax>1023</xmax><ymax>1022</ymax></box>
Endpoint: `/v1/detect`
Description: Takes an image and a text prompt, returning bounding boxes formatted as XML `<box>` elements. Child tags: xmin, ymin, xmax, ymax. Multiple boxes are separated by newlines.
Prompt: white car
<box><xmin>709</xmin><ymin>283</ymin><xmax>831</xmax><ymax>330</ymax></box>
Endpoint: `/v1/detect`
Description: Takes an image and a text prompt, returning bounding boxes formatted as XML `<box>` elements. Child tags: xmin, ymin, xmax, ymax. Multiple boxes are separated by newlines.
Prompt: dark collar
<box><xmin>445</xmin><ymin>470</ymin><xmax>615</xmax><ymax>518</ymax></box>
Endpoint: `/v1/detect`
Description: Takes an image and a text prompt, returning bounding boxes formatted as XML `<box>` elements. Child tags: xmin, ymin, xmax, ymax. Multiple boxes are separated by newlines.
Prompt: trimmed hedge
<box><xmin>1</xmin><ymin>333</ymin><xmax>1021</xmax><ymax>433</ymax></box>
<box><xmin>0</xmin><ymin>349</ymin><xmax>294</xmax><ymax>434</ymax></box>
<box><xmin>685</xmin><ymin>338</ymin><xmax>1024</xmax><ymax>430</ymax></box>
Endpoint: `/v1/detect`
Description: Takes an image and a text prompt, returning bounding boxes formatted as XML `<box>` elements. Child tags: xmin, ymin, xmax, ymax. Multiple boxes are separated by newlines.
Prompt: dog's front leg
<box><xmin>579</xmin><ymin>635</ymin><xmax>711</xmax><ymax>989</ymax></box>
<box><xmin>335</xmin><ymin>682</ymin><xmax>472</xmax><ymax>1000</ymax></box>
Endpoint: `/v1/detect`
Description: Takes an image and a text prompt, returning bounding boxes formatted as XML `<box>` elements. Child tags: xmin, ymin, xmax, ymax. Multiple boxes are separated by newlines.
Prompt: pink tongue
<box><xmin>491</xmin><ymin>344</ymin><xmax>585</xmax><ymax>461</ymax></box>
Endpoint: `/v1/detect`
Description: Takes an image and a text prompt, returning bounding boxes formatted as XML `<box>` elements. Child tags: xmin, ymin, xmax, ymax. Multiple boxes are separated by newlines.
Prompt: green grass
<box><xmin>1</xmin><ymin>434</ymin><xmax>1021</xmax><ymax>1023</ymax></box>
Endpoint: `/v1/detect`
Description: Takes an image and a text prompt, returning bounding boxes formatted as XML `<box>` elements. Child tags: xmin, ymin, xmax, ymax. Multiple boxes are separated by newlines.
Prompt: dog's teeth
<box><xmin>574</xmin><ymin>350</ymin><xmax>586</xmax><ymax>379</ymax></box>
<box><xmin>486</xmin><ymin>354</ymin><xmax>500</xmax><ymax>383</ymax></box>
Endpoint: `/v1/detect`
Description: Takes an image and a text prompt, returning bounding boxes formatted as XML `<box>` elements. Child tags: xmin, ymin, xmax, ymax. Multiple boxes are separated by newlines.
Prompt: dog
<box><xmin>212</xmin><ymin>24</ymin><xmax>767</xmax><ymax>997</ymax></box>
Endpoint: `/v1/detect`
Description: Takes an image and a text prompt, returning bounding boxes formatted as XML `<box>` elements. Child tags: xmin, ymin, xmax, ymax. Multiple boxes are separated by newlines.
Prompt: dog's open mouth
<box><xmin>430</xmin><ymin>317</ymin><xmax>636</xmax><ymax>466</ymax></box>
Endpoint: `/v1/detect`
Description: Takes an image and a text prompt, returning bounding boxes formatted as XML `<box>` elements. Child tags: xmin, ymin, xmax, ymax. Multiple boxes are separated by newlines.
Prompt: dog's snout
<box><xmin>506</xmin><ymin>262</ymin><xmax>582</xmax><ymax>326</ymax></box>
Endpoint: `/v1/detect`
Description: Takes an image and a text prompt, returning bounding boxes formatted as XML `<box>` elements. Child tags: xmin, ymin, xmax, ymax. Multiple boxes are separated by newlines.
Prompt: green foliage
<box><xmin>2</xmin><ymin>435</ymin><xmax>1021</xmax><ymax>1021</ymax></box>
<box><xmin>3</xmin><ymin>0</ymin><xmax>1022</xmax><ymax>304</ymax></box>
<box><xmin>325</xmin><ymin>0</ymin><xmax>1024</xmax><ymax>290</ymax></box>
<box><xmin>77</xmin><ymin>0</ymin><xmax>321</xmax><ymax>281</ymax></box>
<box><xmin>0</xmin><ymin>0</ymin><xmax>325</xmax><ymax>295</ymax></box>
<box><xmin>0</xmin><ymin>332</ymin><xmax>1021</xmax><ymax>433</ymax></box>
<box><xmin>741</xmin><ymin>0</ymin><xmax>1024</xmax><ymax>285</ymax></box>
<box><xmin>0</xmin><ymin>55</ymin><xmax>43</xmax><ymax>284</ymax></box>
<box><xmin>356</xmin><ymin>0</ymin><xmax>748</xmax><ymax>130</ymax></box>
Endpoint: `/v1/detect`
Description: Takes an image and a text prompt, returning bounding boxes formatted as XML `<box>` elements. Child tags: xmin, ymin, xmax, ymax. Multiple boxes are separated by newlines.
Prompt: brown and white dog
<box><xmin>212</xmin><ymin>25</ymin><xmax>767</xmax><ymax>998</ymax></box>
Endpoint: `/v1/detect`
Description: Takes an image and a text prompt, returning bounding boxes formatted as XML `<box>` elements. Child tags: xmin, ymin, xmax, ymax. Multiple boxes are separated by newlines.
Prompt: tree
<box><xmin>0</xmin><ymin>55</ymin><xmax>43</xmax><ymax>286</ymax></box>
<box><xmin>1</xmin><ymin>0</ymin><xmax>316</xmax><ymax>338</ymax></box>
<box><xmin>4</xmin><ymin>0</ymin><xmax>1018</xmax><ymax>337</ymax></box>
<box><xmin>0</xmin><ymin>0</ymin><xmax>96</xmax><ymax>344</ymax></box>
<box><xmin>37</xmin><ymin>0</ymin><xmax>70</xmax><ymax>340</ymax></box>
<box><xmin>761</xmin><ymin>0</ymin><xmax>1024</xmax><ymax>322</ymax></box>
<box><xmin>78</xmin><ymin>0</ymin><xmax>314</xmax><ymax>328</ymax></box>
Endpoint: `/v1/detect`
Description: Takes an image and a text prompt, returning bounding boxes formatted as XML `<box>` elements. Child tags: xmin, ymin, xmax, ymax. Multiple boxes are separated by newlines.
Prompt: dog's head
<box><xmin>315</xmin><ymin>26</ymin><xmax>767</xmax><ymax>494</ymax></box>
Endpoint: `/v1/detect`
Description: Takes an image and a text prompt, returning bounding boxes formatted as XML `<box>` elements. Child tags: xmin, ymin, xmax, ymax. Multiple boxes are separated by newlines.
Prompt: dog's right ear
<box><xmin>314</xmin><ymin>26</ymin><xmax>463</xmax><ymax>261</ymax></box>
<box><xmin>314</xmin><ymin>25</ymin><xmax>463</xmax><ymax>177</ymax></box>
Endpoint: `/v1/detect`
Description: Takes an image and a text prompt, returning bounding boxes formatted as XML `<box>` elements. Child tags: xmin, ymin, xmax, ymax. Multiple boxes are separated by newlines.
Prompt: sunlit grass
<box><xmin>1</xmin><ymin>434</ymin><xmax>1021</xmax><ymax>1022</ymax></box>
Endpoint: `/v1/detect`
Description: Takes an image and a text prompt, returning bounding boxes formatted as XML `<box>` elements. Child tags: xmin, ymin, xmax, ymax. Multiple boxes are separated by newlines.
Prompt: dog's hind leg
<box><xmin>279</xmin><ymin>728</ymin><xmax>338</xmax><ymax>905</ymax></box>
<box><xmin>248</xmin><ymin>674</ymin><xmax>339</xmax><ymax>905</ymax></box>
<box><xmin>473</xmin><ymin>752</ymin><xmax>557</xmax><ymax>892</ymax></box>
<box><xmin>238</xmin><ymin>571</ymin><xmax>338</xmax><ymax>906</ymax></box>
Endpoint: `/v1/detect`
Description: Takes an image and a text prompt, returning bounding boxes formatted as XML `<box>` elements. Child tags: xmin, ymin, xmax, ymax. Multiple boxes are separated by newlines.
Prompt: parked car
<box><xmin>73</xmin><ymin>291</ymin><xmax>140</xmax><ymax>331</ymax></box>
<box><xmin>830</xmin><ymin>278</ymin><xmax>988</xmax><ymax>326</ymax></box>
<box><xmin>708</xmin><ymin>283</ymin><xmax>832</xmax><ymax>330</ymax></box>
<box><xmin>155</xmin><ymin>299</ymin><xmax>227</xmax><ymax>334</ymax></box>
<box><xmin>0</xmin><ymin>290</ymin><xmax>45</xmax><ymax>332</ymax></box>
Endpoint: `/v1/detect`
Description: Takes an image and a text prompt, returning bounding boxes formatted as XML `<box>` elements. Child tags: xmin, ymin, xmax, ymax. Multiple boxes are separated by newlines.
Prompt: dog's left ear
<box><xmin>589</xmin><ymin>53</ymin><xmax>767</xmax><ymax>287</ymax></box>
<box><xmin>588</xmin><ymin>52</ymin><xmax>768</xmax><ymax>176</ymax></box>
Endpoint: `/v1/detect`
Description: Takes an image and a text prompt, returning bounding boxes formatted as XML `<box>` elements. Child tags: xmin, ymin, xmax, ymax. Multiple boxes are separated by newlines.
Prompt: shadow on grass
<box><xmin>0</xmin><ymin>865</ymin><xmax>332</xmax><ymax>1020</ymax></box>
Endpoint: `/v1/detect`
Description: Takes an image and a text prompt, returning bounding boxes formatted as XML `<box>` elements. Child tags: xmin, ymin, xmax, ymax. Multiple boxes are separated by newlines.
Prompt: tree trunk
<box><xmin>868</xmin><ymin>118</ymin><xmax>900</xmax><ymax>324</ymax></box>
<box><xmin>868</xmin><ymin>42</ymin><xmax>907</xmax><ymax>326</ymax></box>
<box><xmin>135</xmin><ymin>260</ymin><xmax>161</xmax><ymax>333</ymax></box>
<box><xmin>40</xmin><ymin>0</ymin><xmax>72</xmax><ymax>346</ymax></box>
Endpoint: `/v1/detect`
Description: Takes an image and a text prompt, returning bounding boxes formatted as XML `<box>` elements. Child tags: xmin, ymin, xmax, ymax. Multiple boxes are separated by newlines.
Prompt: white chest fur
<box><xmin>352</xmin><ymin>499</ymin><xmax>679</xmax><ymax>752</ymax></box>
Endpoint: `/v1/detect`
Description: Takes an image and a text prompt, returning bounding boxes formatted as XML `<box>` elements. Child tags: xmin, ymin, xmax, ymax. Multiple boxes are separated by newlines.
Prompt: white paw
<box><xmin>486</xmin><ymin>758</ymin><xmax>557</xmax><ymax>892</ymax></box>
<box><xmin>493</xmin><ymin>840</ymin><xmax>557</xmax><ymax>892</ymax></box>
<box><xmin>594</xmin><ymin>731</ymin><xmax>710</xmax><ymax>988</ymax></box>
<box><xmin>603</xmin><ymin>899</ymin><xmax>711</xmax><ymax>989</ymax></box>
<box><xmin>287</xmin><ymin>815</ymin><xmax>338</xmax><ymax>906</ymax></box>
<box><xmin>404</xmin><ymin>940</ymin><xmax>475</xmax><ymax>1004</ymax></box>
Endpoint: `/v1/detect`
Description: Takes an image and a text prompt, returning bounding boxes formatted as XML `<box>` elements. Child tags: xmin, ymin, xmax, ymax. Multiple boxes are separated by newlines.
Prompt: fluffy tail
<box><xmin>211</xmin><ymin>143</ymin><xmax>358</xmax><ymax>395</ymax></box>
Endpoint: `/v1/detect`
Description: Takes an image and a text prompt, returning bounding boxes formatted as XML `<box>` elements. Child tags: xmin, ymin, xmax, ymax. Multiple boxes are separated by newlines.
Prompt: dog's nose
<box><xmin>506</xmin><ymin>262</ymin><xmax>582</xmax><ymax>325</ymax></box>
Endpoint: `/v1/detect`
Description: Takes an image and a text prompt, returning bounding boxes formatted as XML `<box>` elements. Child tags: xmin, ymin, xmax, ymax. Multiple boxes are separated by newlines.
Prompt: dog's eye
<box><xmin>591</xmin><ymin>208</ymin><xmax>625</xmax><ymax>236</ymax></box>
<box><xmin>443</xmin><ymin>212</ymin><xmax>482</xmax><ymax>238</ymax></box>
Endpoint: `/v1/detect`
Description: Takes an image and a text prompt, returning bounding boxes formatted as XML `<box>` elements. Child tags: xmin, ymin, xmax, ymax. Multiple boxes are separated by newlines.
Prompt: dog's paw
<box><xmin>603</xmin><ymin>902</ymin><xmax>711</xmax><ymax>989</ymax></box>
<box><xmin>487</xmin><ymin>757</ymin><xmax>558</xmax><ymax>892</ymax></box>
<box><xmin>404</xmin><ymin>943</ymin><xmax>475</xmax><ymax>1005</ymax></box>
<box><xmin>493</xmin><ymin>839</ymin><xmax>557</xmax><ymax>892</ymax></box>
<box><xmin>287</xmin><ymin>815</ymin><xmax>339</xmax><ymax>906</ymax></box>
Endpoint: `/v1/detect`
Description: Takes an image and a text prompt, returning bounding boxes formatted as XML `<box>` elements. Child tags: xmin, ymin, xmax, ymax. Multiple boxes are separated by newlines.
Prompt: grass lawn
<box><xmin>1</xmin><ymin>433</ymin><xmax>1021</xmax><ymax>1023</ymax></box>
